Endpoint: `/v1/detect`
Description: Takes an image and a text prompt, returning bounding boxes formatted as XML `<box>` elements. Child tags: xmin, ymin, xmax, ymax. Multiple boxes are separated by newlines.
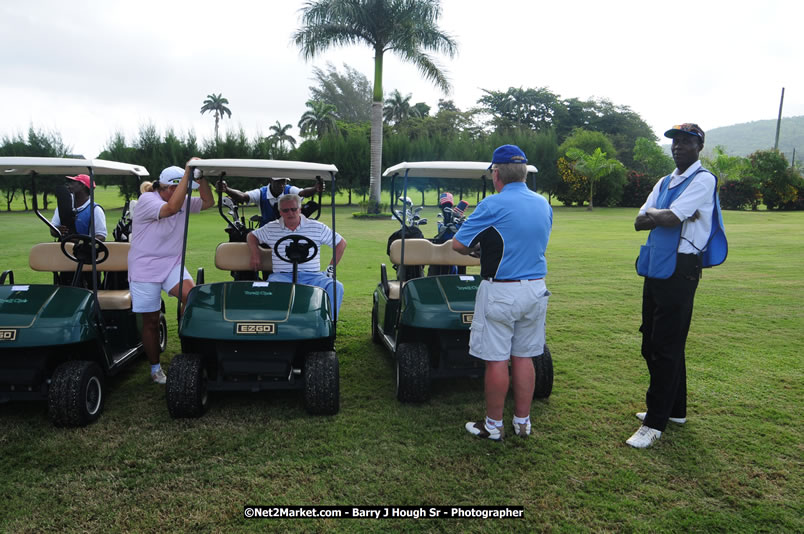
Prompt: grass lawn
<box><xmin>0</xmin><ymin>200</ymin><xmax>801</xmax><ymax>533</ymax></box>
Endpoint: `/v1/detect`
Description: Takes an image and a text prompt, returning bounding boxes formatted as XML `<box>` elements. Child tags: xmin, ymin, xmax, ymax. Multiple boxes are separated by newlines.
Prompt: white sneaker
<box><xmin>513</xmin><ymin>419</ymin><xmax>531</xmax><ymax>438</ymax></box>
<box><xmin>636</xmin><ymin>412</ymin><xmax>686</xmax><ymax>424</ymax></box>
<box><xmin>465</xmin><ymin>421</ymin><xmax>503</xmax><ymax>441</ymax></box>
<box><xmin>626</xmin><ymin>425</ymin><xmax>662</xmax><ymax>448</ymax></box>
<box><xmin>151</xmin><ymin>368</ymin><xmax>167</xmax><ymax>385</ymax></box>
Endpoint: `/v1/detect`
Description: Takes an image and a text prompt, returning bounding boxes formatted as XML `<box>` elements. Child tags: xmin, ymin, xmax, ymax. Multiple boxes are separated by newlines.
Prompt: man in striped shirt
<box><xmin>246</xmin><ymin>194</ymin><xmax>346</xmax><ymax>314</ymax></box>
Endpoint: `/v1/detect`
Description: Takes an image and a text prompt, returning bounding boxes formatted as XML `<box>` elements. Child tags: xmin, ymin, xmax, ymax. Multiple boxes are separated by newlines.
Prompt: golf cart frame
<box><xmin>373</xmin><ymin>161</ymin><xmax>552</xmax><ymax>402</ymax></box>
<box><xmin>0</xmin><ymin>157</ymin><xmax>167</xmax><ymax>427</ymax></box>
<box><xmin>165</xmin><ymin>159</ymin><xmax>341</xmax><ymax>418</ymax></box>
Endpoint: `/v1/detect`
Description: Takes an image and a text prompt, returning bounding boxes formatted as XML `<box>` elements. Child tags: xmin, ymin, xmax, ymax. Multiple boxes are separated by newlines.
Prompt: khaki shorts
<box><xmin>469</xmin><ymin>279</ymin><xmax>550</xmax><ymax>361</ymax></box>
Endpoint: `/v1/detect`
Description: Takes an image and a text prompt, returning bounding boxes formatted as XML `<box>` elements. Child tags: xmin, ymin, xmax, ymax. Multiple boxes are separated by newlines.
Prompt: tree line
<box><xmin>2</xmin><ymin>71</ymin><xmax>801</xmax><ymax>211</ymax></box>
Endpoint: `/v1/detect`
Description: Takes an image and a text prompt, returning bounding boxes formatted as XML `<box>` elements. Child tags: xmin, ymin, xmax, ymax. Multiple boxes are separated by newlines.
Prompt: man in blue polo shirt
<box><xmin>453</xmin><ymin>145</ymin><xmax>553</xmax><ymax>441</ymax></box>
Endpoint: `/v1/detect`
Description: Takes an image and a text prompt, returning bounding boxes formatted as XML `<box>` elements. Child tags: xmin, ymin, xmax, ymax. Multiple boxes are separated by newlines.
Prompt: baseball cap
<box><xmin>489</xmin><ymin>144</ymin><xmax>528</xmax><ymax>168</ymax></box>
<box><xmin>66</xmin><ymin>174</ymin><xmax>93</xmax><ymax>190</ymax></box>
<box><xmin>664</xmin><ymin>123</ymin><xmax>705</xmax><ymax>143</ymax></box>
<box><xmin>158</xmin><ymin>166</ymin><xmax>199</xmax><ymax>189</ymax></box>
<box><xmin>270</xmin><ymin>177</ymin><xmax>290</xmax><ymax>181</ymax></box>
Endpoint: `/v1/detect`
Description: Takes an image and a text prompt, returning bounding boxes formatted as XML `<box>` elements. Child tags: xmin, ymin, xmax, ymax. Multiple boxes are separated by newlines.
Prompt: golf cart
<box><xmin>372</xmin><ymin>161</ymin><xmax>553</xmax><ymax>402</ymax></box>
<box><xmin>0</xmin><ymin>157</ymin><xmax>167</xmax><ymax>427</ymax></box>
<box><xmin>165</xmin><ymin>159</ymin><xmax>340</xmax><ymax>418</ymax></box>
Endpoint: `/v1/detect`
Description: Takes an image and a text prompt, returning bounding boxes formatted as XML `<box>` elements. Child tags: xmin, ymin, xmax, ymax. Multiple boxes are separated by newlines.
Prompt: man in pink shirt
<box><xmin>128</xmin><ymin>160</ymin><xmax>214</xmax><ymax>384</ymax></box>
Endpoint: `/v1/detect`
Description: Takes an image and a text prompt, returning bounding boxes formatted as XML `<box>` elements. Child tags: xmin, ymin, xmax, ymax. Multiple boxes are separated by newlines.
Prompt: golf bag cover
<box><xmin>301</xmin><ymin>199</ymin><xmax>320</xmax><ymax>218</ymax></box>
<box><xmin>54</xmin><ymin>184</ymin><xmax>76</xmax><ymax>235</ymax></box>
<box><xmin>439</xmin><ymin>192</ymin><xmax>454</xmax><ymax>226</ymax></box>
<box><xmin>453</xmin><ymin>200</ymin><xmax>468</xmax><ymax>218</ymax></box>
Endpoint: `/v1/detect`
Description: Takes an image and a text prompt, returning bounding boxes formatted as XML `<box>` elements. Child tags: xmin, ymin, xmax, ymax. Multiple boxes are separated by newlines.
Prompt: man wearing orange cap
<box><xmin>50</xmin><ymin>174</ymin><xmax>107</xmax><ymax>241</ymax></box>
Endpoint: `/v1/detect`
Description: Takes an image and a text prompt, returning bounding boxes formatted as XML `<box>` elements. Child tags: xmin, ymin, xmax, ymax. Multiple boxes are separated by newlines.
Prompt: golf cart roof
<box><xmin>383</xmin><ymin>161</ymin><xmax>538</xmax><ymax>179</ymax></box>
<box><xmin>0</xmin><ymin>157</ymin><xmax>149</xmax><ymax>177</ymax></box>
<box><xmin>191</xmin><ymin>159</ymin><xmax>338</xmax><ymax>181</ymax></box>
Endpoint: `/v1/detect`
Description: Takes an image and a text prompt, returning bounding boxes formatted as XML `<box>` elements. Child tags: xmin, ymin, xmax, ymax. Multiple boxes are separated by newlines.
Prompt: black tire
<box><xmin>395</xmin><ymin>342</ymin><xmax>430</xmax><ymax>402</ymax></box>
<box><xmin>158</xmin><ymin>313</ymin><xmax>168</xmax><ymax>354</ymax></box>
<box><xmin>48</xmin><ymin>361</ymin><xmax>105</xmax><ymax>427</ymax></box>
<box><xmin>166</xmin><ymin>354</ymin><xmax>208</xmax><ymax>418</ymax></box>
<box><xmin>533</xmin><ymin>344</ymin><xmax>553</xmax><ymax>399</ymax></box>
<box><xmin>371</xmin><ymin>300</ymin><xmax>382</xmax><ymax>345</ymax></box>
<box><xmin>304</xmin><ymin>351</ymin><xmax>339</xmax><ymax>415</ymax></box>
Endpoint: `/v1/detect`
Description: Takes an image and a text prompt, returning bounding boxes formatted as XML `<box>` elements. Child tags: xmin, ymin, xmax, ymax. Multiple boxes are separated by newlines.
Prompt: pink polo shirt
<box><xmin>128</xmin><ymin>191</ymin><xmax>202</xmax><ymax>283</ymax></box>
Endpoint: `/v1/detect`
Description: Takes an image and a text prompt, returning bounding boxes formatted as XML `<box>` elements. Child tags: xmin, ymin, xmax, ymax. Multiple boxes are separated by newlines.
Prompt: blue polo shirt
<box><xmin>454</xmin><ymin>182</ymin><xmax>552</xmax><ymax>279</ymax></box>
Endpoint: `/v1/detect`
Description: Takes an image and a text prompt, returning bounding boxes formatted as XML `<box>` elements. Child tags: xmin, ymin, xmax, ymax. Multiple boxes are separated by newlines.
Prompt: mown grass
<box><xmin>0</xmin><ymin>200</ymin><xmax>801</xmax><ymax>533</ymax></box>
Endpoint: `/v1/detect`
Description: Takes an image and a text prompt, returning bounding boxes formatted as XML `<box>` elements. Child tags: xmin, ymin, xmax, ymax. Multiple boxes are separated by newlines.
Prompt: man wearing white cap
<box><xmin>50</xmin><ymin>174</ymin><xmax>107</xmax><ymax>241</ymax></box>
<box><xmin>216</xmin><ymin>177</ymin><xmax>322</xmax><ymax>226</ymax></box>
<box><xmin>128</xmin><ymin>159</ymin><xmax>214</xmax><ymax>384</ymax></box>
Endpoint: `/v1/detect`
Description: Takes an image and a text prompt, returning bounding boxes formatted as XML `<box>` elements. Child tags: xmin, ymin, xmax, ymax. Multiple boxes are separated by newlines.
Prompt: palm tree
<box><xmin>298</xmin><ymin>100</ymin><xmax>338</xmax><ymax>139</ymax></box>
<box><xmin>566</xmin><ymin>147</ymin><xmax>624</xmax><ymax>210</ymax></box>
<box><xmin>268</xmin><ymin>121</ymin><xmax>297</xmax><ymax>151</ymax></box>
<box><xmin>294</xmin><ymin>0</ymin><xmax>457</xmax><ymax>211</ymax></box>
<box><xmin>200</xmin><ymin>93</ymin><xmax>232</xmax><ymax>140</ymax></box>
<box><xmin>383</xmin><ymin>90</ymin><xmax>412</xmax><ymax>124</ymax></box>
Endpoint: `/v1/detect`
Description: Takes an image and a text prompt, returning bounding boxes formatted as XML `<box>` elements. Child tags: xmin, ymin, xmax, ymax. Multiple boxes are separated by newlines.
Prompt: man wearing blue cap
<box><xmin>453</xmin><ymin>145</ymin><xmax>553</xmax><ymax>440</ymax></box>
<box><xmin>628</xmin><ymin>123</ymin><xmax>727</xmax><ymax>448</ymax></box>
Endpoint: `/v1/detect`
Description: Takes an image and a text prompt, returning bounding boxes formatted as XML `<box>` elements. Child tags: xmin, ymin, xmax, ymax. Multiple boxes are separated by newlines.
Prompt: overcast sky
<box><xmin>2</xmin><ymin>0</ymin><xmax>802</xmax><ymax>159</ymax></box>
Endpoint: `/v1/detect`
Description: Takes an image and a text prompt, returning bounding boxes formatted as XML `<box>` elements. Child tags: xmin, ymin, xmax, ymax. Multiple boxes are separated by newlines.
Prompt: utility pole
<box><xmin>774</xmin><ymin>87</ymin><xmax>785</xmax><ymax>150</ymax></box>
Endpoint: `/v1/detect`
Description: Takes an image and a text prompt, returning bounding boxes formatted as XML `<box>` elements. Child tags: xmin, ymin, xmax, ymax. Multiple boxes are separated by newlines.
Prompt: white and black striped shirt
<box><xmin>251</xmin><ymin>216</ymin><xmax>342</xmax><ymax>273</ymax></box>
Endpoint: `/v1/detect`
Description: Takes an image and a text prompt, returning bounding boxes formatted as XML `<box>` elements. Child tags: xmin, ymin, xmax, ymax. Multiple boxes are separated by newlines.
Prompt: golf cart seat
<box><xmin>385</xmin><ymin>238</ymin><xmax>480</xmax><ymax>299</ymax></box>
<box><xmin>29</xmin><ymin>242</ymin><xmax>132</xmax><ymax>310</ymax></box>
<box><xmin>214</xmin><ymin>242</ymin><xmax>273</xmax><ymax>273</ymax></box>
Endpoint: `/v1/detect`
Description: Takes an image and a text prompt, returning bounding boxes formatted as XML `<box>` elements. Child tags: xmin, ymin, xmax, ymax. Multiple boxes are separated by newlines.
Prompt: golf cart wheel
<box><xmin>158</xmin><ymin>313</ymin><xmax>168</xmax><ymax>353</ymax></box>
<box><xmin>371</xmin><ymin>300</ymin><xmax>381</xmax><ymax>345</ymax></box>
<box><xmin>166</xmin><ymin>354</ymin><xmax>208</xmax><ymax>418</ymax></box>
<box><xmin>48</xmin><ymin>361</ymin><xmax>105</xmax><ymax>427</ymax></box>
<box><xmin>533</xmin><ymin>344</ymin><xmax>554</xmax><ymax>399</ymax></box>
<box><xmin>395</xmin><ymin>342</ymin><xmax>430</xmax><ymax>403</ymax></box>
<box><xmin>304</xmin><ymin>351</ymin><xmax>340</xmax><ymax>415</ymax></box>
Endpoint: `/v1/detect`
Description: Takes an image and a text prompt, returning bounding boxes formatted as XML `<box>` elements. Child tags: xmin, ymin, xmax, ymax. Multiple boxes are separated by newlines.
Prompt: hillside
<box><xmin>662</xmin><ymin>115</ymin><xmax>804</xmax><ymax>161</ymax></box>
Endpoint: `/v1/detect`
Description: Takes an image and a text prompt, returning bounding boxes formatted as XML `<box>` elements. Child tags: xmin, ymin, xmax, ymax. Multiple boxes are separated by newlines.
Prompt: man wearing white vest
<box><xmin>629</xmin><ymin>123</ymin><xmax>727</xmax><ymax>448</ymax></box>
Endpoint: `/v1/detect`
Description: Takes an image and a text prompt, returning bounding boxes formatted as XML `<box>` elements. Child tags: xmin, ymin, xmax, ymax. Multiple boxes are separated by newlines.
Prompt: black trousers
<box><xmin>640</xmin><ymin>254</ymin><xmax>700</xmax><ymax>432</ymax></box>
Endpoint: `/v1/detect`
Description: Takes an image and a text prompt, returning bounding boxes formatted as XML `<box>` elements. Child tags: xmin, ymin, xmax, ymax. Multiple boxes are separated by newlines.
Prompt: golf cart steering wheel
<box><xmin>274</xmin><ymin>235</ymin><xmax>318</xmax><ymax>265</ymax></box>
<box><xmin>60</xmin><ymin>234</ymin><xmax>110</xmax><ymax>265</ymax></box>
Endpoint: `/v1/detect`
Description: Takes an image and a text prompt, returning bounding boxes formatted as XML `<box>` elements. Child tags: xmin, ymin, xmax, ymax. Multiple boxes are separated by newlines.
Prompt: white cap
<box><xmin>158</xmin><ymin>166</ymin><xmax>199</xmax><ymax>189</ymax></box>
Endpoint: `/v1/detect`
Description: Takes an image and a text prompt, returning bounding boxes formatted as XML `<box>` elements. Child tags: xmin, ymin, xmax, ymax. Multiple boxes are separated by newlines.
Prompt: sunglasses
<box><xmin>280</xmin><ymin>207</ymin><xmax>299</xmax><ymax>213</ymax></box>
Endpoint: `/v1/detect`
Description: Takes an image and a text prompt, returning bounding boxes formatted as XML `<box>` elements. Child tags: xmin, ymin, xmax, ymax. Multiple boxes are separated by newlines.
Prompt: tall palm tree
<box><xmin>268</xmin><ymin>120</ymin><xmax>297</xmax><ymax>151</ymax></box>
<box><xmin>298</xmin><ymin>100</ymin><xmax>338</xmax><ymax>139</ymax></box>
<box><xmin>200</xmin><ymin>93</ymin><xmax>232</xmax><ymax>141</ymax></box>
<box><xmin>294</xmin><ymin>0</ymin><xmax>457</xmax><ymax>211</ymax></box>
<box><xmin>383</xmin><ymin>89</ymin><xmax>412</xmax><ymax>124</ymax></box>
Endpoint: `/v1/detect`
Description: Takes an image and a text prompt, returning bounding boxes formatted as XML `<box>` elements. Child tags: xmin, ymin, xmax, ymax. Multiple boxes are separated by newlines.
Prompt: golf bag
<box><xmin>428</xmin><ymin>194</ymin><xmax>469</xmax><ymax>276</ymax></box>
<box><xmin>387</xmin><ymin>225</ymin><xmax>425</xmax><ymax>281</ymax></box>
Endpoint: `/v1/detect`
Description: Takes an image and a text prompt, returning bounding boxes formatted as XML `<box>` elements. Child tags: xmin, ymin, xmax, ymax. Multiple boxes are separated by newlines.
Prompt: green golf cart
<box><xmin>373</xmin><ymin>161</ymin><xmax>553</xmax><ymax>402</ymax></box>
<box><xmin>0</xmin><ymin>157</ymin><xmax>167</xmax><ymax>427</ymax></box>
<box><xmin>165</xmin><ymin>159</ymin><xmax>340</xmax><ymax>418</ymax></box>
